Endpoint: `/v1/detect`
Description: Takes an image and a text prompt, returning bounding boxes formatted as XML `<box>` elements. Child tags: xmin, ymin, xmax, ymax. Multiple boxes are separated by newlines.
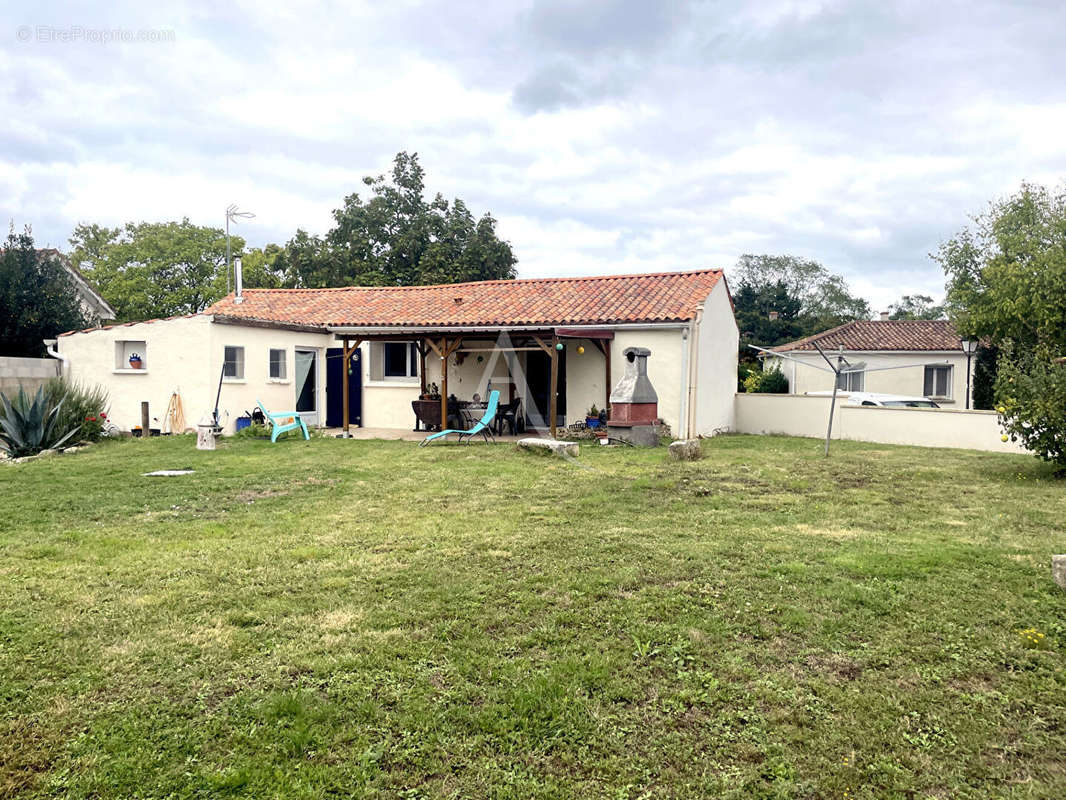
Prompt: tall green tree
<box><xmin>284</xmin><ymin>151</ymin><xmax>518</xmax><ymax>287</ymax></box>
<box><xmin>733</xmin><ymin>254</ymin><xmax>871</xmax><ymax>337</ymax></box>
<box><xmin>732</xmin><ymin>254</ymin><xmax>871</xmax><ymax>390</ymax></box>
<box><xmin>939</xmin><ymin>183</ymin><xmax>1066</xmax><ymax>357</ymax></box>
<box><xmin>937</xmin><ymin>182</ymin><xmax>1066</xmax><ymax>464</ymax></box>
<box><xmin>235</xmin><ymin>244</ymin><xmax>289</xmax><ymax>290</ymax></box>
<box><xmin>0</xmin><ymin>226</ymin><xmax>88</xmax><ymax>357</ymax></box>
<box><xmin>69</xmin><ymin>219</ymin><xmax>244</xmax><ymax>321</ymax></box>
<box><xmin>887</xmin><ymin>293</ymin><xmax>945</xmax><ymax>320</ymax></box>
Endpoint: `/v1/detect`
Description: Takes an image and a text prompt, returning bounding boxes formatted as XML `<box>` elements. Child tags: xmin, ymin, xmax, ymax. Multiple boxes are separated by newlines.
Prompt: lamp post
<box><xmin>961</xmin><ymin>339</ymin><xmax>978</xmax><ymax>409</ymax></box>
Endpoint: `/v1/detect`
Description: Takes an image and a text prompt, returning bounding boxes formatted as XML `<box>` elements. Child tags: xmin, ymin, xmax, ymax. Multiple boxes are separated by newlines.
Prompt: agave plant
<box><xmin>0</xmin><ymin>387</ymin><xmax>79</xmax><ymax>458</ymax></box>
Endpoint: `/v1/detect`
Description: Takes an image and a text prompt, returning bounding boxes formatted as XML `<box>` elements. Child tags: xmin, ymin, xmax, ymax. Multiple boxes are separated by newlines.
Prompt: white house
<box><xmin>763</xmin><ymin>318</ymin><xmax>976</xmax><ymax>406</ymax></box>
<box><xmin>54</xmin><ymin>269</ymin><xmax>739</xmax><ymax>437</ymax></box>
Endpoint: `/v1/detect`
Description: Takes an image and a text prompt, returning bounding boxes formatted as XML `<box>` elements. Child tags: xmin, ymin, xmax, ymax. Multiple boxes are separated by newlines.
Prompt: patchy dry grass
<box><xmin>1</xmin><ymin>433</ymin><xmax>1064</xmax><ymax>798</ymax></box>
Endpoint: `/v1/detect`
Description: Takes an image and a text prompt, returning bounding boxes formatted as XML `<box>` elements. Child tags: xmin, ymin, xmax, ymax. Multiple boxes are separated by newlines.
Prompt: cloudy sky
<box><xmin>3</xmin><ymin>0</ymin><xmax>1065</xmax><ymax>309</ymax></box>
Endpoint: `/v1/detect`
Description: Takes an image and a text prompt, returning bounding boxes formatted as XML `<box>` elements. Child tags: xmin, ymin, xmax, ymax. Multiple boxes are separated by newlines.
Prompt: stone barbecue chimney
<box><xmin>607</xmin><ymin>347</ymin><xmax>660</xmax><ymax>446</ymax></box>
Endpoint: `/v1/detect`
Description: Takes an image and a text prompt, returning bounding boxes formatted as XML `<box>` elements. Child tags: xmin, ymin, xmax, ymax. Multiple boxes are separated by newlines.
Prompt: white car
<box><xmin>805</xmin><ymin>391</ymin><xmax>941</xmax><ymax>408</ymax></box>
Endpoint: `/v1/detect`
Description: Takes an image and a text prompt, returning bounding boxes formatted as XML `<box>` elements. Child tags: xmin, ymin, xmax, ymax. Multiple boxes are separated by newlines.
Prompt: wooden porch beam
<box><xmin>455</xmin><ymin>346</ymin><xmax>545</xmax><ymax>353</ymax></box>
<box><xmin>531</xmin><ymin>335</ymin><xmax>554</xmax><ymax>356</ymax></box>
<box><xmin>443</xmin><ymin>336</ymin><xmax>465</xmax><ymax>357</ymax></box>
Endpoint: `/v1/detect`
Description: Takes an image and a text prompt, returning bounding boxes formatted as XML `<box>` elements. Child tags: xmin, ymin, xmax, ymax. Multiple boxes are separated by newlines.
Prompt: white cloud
<box><xmin>2</xmin><ymin>0</ymin><xmax>1066</xmax><ymax>314</ymax></box>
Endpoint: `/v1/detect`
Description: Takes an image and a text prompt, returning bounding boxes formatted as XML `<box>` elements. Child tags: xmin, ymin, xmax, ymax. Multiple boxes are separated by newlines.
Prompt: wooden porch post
<box><xmin>440</xmin><ymin>336</ymin><xmax>449</xmax><ymax>430</ymax></box>
<box><xmin>604</xmin><ymin>341</ymin><xmax>611</xmax><ymax>417</ymax></box>
<box><xmin>342</xmin><ymin>336</ymin><xmax>350</xmax><ymax>436</ymax></box>
<box><xmin>417</xmin><ymin>343</ymin><xmax>428</xmax><ymax>396</ymax></box>
<box><xmin>341</xmin><ymin>337</ymin><xmax>362</xmax><ymax>437</ymax></box>
<box><xmin>549</xmin><ymin>333</ymin><xmax>559</xmax><ymax>439</ymax></box>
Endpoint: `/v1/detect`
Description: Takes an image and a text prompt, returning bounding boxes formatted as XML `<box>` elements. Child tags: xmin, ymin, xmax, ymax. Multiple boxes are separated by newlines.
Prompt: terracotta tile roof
<box><xmin>772</xmin><ymin>320</ymin><xmax>962</xmax><ymax>353</ymax></box>
<box><xmin>204</xmin><ymin>269</ymin><xmax>725</xmax><ymax>329</ymax></box>
<box><xmin>58</xmin><ymin>313</ymin><xmax>202</xmax><ymax>337</ymax></box>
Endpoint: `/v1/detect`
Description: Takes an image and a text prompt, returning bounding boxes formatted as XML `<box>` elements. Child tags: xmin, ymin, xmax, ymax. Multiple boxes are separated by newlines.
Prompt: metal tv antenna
<box><xmin>225</xmin><ymin>204</ymin><xmax>255</xmax><ymax>294</ymax></box>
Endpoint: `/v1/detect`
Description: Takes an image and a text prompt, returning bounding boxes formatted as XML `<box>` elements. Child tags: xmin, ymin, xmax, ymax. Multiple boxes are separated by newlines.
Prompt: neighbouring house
<box><xmin>762</xmin><ymin>318</ymin><xmax>974</xmax><ymax>405</ymax></box>
<box><xmin>54</xmin><ymin>269</ymin><xmax>738</xmax><ymax>437</ymax></box>
<box><xmin>39</xmin><ymin>249</ymin><xmax>116</xmax><ymax>325</ymax></box>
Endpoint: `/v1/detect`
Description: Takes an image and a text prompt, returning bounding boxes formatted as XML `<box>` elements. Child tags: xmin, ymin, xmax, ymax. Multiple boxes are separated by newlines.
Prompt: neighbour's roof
<box><xmin>38</xmin><ymin>249</ymin><xmax>117</xmax><ymax>319</ymax></box>
<box><xmin>203</xmin><ymin>269</ymin><xmax>725</xmax><ymax>329</ymax></box>
<box><xmin>771</xmin><ymin>320</ymin><xmax>962</xmax><ymax>353</ymax></box>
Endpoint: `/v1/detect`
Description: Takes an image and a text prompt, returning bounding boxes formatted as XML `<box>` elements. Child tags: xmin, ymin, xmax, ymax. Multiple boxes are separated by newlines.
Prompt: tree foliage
<box><xmin>887</xmin><ymin>294</ymin><xmax>945</xmax><ymax>320</ymax></box>
<box><xmin>938</xmin><ymin>183</ymin><xmax>1066</xmax><ymax>357</ymax></box>
<box><xmin>0</xmin><ymin>226</ymin><xmax>88</xmax><ymax>357</ymax></box>
<box><xmin>995</xmin><ymin>350</ymin><xmax>1066</xmax><ymax>465</ymax></box>
<box><xmin>937</xmin><ymin>183</ymin><xmax>1066</xmax><ymax>464</ymax></box>
<box><xmin>69</xmin><ymin>220</ymin><xmax>243</xmax><ymax>322</ymax></box>
<box><xmin>281</xmin><ymin>151</ymin><xmax>517</xmax><ymax>288</ymax></box>
<box><xmin>742</xmin><ymin>365</ymin><xmax>790</xmax><ymax>394</ymax></box>
<box><xmin>732</xmin><ymin>254</ymin><xmax>871</xmax><ymax>373</ymax></box>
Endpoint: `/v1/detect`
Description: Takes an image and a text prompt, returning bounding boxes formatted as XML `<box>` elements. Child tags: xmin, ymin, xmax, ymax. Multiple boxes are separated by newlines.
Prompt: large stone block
<box><xmin>1053</xmin><ymin>555</ymin><xmax>1066</xmax><ymax>590</ymax></box>
<box><xmin>607</xmin><ymin>424</ymin><xmax>660</xmax><ymax>447</ymax></box>
<box><xmin>517</xmin><ymin>437</ymin><xmax>578</xmax><ymax>458</ymax></box>
<box><xmin>668</xmin><ymin>439</ymin><xmax>702</xmax><ymax>460</ymax></box>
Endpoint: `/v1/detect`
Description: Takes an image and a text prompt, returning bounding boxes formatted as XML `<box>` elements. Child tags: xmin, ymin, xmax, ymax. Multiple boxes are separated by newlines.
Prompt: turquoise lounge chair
<box><xmin>420</xmin><ymin>390</ymin><xmax>500</xmax><ymax>446</ymax></box>
<box><xmin>256</xmin><ymin>400</ymin><xmax>310</xmax><ymax>442</ymax></box>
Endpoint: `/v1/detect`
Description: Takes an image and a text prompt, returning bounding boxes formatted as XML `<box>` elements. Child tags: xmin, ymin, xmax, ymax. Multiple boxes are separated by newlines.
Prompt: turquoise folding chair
<box><xmin>419</xmin><ymin>390</ymin><xmax>500</xmax><ymax>446</ymax></box>
<box><xmin>256</xmin><ymin>400</ymin><xmax>310</xmax><ymax>442</ymax></box>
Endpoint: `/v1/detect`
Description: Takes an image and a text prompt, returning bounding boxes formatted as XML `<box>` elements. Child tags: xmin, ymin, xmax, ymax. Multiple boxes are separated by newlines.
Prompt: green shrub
<box><xmin>232</xmin><ymin>422</ymin><xmax>272</xmax><ymax>439</ymax></box>
<box><xmin>0</xmin><ymin>386</ymin><xmax>80</xmax><ymax>457</ymax></box>
<box><xmin>743</xmin><ymin>366</ymin><xmax>789</xmax><ymax>394</ymax></box>
<box><xmin>42</xmin><ymin>378</ymin><xmax>110</xmax><ymax>442</ymax></box>
<box><xmin>994</xmin><ymin>352</ymin><xmax>1066</xmax><ymax>465</ymax></box>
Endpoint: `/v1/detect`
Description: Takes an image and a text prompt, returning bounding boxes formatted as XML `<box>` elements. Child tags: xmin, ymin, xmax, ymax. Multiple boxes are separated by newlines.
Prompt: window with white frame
<box><xmin>367</xmin><ymin>342</ymin><xmax>420</xmax><ymax>381</ymax></box>
<box><xmin>383</xmin><ymin>343</ymin><xmax>418</xmax><ymax>378</ymax></box>
<box><xmin>923</xmin><ymin>365</ymin><xmax>952</xmax><ymax>398</ymax></box>
<box><xmin>269</xmin><ymin>348</ymin><xmax>287</xmax><ymax>380</ymax></box>
<box><xmin>223</xmin><ymin>346</ymin><xmax>245</xmax><ymax>379</ymax></box>
<box><xmin>836</xmin><ymin>369</ymin><xmax>864</xmax><ymax>392</ymax></box>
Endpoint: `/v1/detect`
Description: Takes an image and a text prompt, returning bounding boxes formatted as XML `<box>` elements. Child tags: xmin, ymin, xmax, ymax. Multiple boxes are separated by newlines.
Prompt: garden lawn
<box><xmin>1</xmin><ymin>434</ymin><xmax>1064</xmax><ymax>799</ymax></box>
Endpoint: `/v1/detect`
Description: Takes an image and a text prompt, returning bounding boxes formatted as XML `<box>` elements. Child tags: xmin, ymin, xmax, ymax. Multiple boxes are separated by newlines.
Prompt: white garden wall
<box><xmin>0</xmin><ymin>356</ymin><xmax>60</xmax><ymax>396</ymax></box>
<box><xmin>733</xmin><ymin>393</ymin><xmax>1027</xmax><ymax>453</ymax></box>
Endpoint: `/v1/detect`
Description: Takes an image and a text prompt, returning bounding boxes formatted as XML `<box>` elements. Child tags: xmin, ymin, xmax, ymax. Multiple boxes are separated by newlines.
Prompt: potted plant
<box><xmin>586</xmin><ymin>404</ymin><xmax>601</xmax><ymax>429</ymax></box>
<box><xmin>128</xmin><ymin>352</ymin><xmax>143</xmax><ymax>369</ymax></box>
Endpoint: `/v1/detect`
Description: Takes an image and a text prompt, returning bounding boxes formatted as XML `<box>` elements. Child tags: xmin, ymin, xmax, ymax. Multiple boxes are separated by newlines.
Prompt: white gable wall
<box><xmin>692</xmin><ymin>280</ymin><xmax>739</xmax><ymax>435</ymax></box>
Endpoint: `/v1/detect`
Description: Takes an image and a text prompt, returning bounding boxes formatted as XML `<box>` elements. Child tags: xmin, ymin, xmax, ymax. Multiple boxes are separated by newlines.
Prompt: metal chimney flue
<box><xmin>234</xmin><ymin>257</ymin><xmax>244</xmax><ymax>304</ymax></box>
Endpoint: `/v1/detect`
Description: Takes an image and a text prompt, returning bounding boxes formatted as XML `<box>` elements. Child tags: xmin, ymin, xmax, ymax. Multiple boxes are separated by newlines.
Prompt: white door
<box><xmin>294</xmin><ymin>349</ymin><xmax>319</xmax><ymax>425</ymax></box>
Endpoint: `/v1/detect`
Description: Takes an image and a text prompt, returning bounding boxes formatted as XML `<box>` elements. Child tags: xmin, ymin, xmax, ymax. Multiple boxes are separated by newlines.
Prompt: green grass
<box><xmin>1</xmin><ymin>434</ymin><xmax>1064</xmax><ymax>799</ymax></box>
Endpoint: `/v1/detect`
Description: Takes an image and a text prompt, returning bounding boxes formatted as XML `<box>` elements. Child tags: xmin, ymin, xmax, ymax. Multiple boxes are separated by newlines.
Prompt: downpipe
<box><xmin>43</xmin><ymin>338</ymin><xmax>68</xmax><ymax>377</ymax></box>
